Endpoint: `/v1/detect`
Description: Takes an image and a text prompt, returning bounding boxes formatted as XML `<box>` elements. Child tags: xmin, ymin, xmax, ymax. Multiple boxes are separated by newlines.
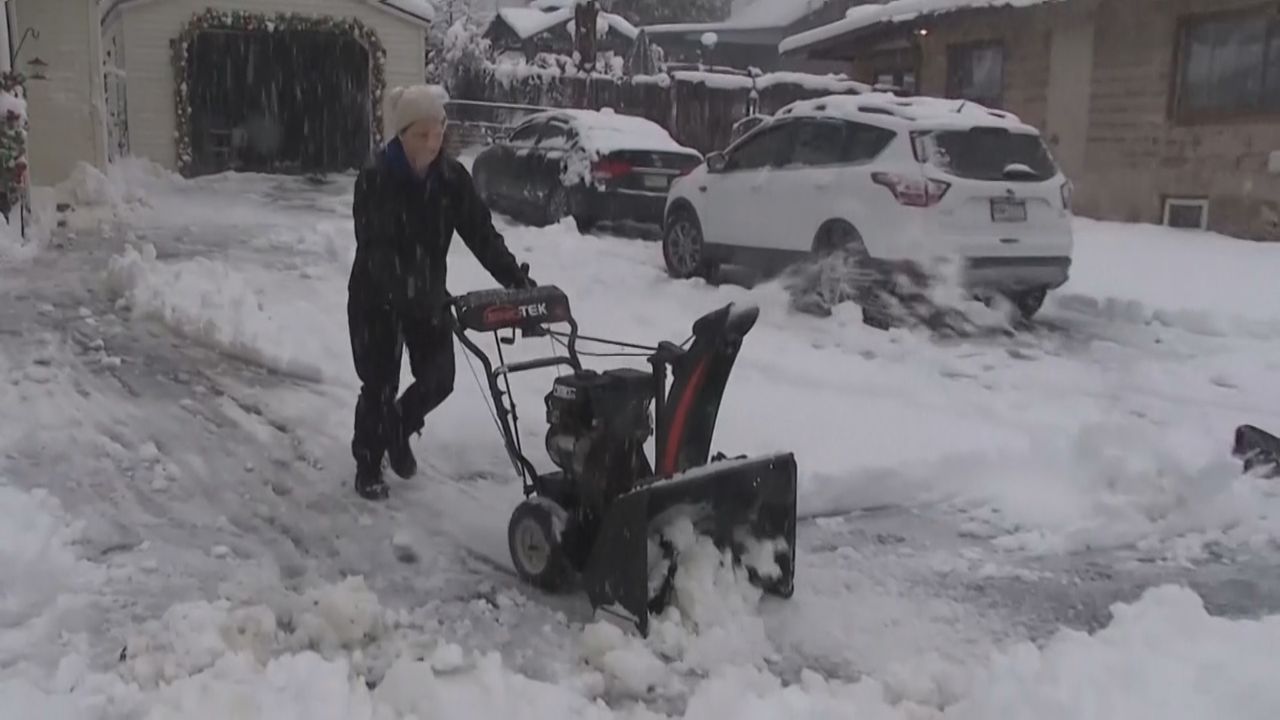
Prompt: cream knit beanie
<box><xmin>387</xmin><ymin>84</ymin><xmax>449</xmax><ymax>135</ymax></box>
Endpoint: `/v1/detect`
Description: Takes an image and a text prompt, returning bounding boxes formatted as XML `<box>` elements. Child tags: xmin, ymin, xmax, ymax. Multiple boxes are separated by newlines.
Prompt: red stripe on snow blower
<box><xmin>659</xmin><ymin>357</ymin><xmax>710</xmax><ymax>476</ymax></box>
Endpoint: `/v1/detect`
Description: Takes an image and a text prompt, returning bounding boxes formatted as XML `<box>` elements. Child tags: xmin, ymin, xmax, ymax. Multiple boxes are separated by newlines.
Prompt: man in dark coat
<box><xmin>349</xmin><ymin>84</ymin><xmax>534</xmax><ymax>500</ymax></box>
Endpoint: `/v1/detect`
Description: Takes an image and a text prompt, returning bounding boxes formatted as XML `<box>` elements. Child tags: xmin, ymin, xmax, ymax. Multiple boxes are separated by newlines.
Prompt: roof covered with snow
<box><xmin>643</xmin><ymin>0</ymin><xmax>831</xmax><ymax>35</ymax></box>
<box><xmin>519</xmin><ymin>108</ymin><xmax>702</xmax><ymax>156</ymax></box>
<box><xmin>779</xmin><ymin>0</ymin><xmax>1060</xmax><ymax>54</ymax></box>
<box><xmin>495</xmin><ymin>6</ymin><xmax>639</xmax><ymax>40</ymax></box>
<box><xmin>773</xmin><ymin>92</ymin><xmax>1038</xmax><ymax>132</ymax></box>
<box><xmin>103</xmin><ymin>0</ymin><xmax>434</xmax><ymax>27</ymax></box>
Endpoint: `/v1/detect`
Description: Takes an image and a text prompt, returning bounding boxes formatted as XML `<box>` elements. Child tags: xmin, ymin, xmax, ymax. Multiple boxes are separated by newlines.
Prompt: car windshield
<box><xmin>923</xmin><ymin>127</ymin><xmax>1058</xmax><ymax>182</ymax></box>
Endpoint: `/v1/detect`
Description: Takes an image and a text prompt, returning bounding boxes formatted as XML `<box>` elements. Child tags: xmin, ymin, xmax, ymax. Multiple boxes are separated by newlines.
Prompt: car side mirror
<box><xmin>707</xmin><ymin>152</ymin><xmax>727</xmax><ymax>173</ymax></box>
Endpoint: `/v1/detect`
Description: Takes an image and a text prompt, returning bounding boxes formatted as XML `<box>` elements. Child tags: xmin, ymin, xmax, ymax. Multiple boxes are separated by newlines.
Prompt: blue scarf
<box><xmin>386</xmin><ymin>136</ymin><xmax>442</xmax><ymax>187</ymax></box>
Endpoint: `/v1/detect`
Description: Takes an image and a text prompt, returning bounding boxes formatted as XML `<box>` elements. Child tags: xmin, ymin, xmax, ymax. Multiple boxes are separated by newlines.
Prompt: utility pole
<box><xmin>574</xmin><ymin>0</ymin><xmax>598</xmax><ymax>71</ymax></box>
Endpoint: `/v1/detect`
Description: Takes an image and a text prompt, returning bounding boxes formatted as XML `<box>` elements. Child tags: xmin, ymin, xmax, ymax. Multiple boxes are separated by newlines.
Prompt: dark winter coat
<box><xmin>349</xmin><ymin>138</ymin><xmax>527</xmax><ymax>319</ymax></box>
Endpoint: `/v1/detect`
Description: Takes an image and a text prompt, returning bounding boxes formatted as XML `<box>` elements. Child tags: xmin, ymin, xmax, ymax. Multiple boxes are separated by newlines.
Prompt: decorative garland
<box><xmin>171</xmin><ymin>8</ymin><xmax>387</xmax><ymax>175</ymax></box>
<box><xmin>0</xmin><ymin>71</ymin><xmax>28</xmax><ymax>222</ymax></box>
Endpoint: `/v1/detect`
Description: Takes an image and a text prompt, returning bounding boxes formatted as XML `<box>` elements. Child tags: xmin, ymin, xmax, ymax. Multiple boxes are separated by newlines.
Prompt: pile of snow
<box><xmin>903</xmin><ymin>421</ymin><xmax>1280</xmax><ymax>559</ymax></box>
<box><xmin>1056</xmin><ymin>217</ymin><xmax>1280</xmax><ymax>335</ymax></box>
<box><xmin>6</xmin><ymin>576</ymin><xmax>1280</xmax><ymax>718</ymax></box>
<box><xmin>102</xmin><ymin>242</ymin><xmax>325</xmax><ymax>381</ymax></box>
<box><xmin>577</xmin><ymin>518</ymin><xmax>779</xmax><ymax>700</ymax></box>
<box><xmin>0</xmin><ymin>480</ymin><xmax>102</xmax><ymax>668</ymax></box>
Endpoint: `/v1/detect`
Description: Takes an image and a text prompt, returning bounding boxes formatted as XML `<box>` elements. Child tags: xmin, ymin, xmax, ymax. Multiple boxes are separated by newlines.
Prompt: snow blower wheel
<box><xmin>446</xmin><ymin>284</ymin><xmax>798</xmax><ymax>637</ymax></box>
<box><xmin>507</xmin><ymin>499</ymin><xmax>572</xmax><ymax>592</ymax></box>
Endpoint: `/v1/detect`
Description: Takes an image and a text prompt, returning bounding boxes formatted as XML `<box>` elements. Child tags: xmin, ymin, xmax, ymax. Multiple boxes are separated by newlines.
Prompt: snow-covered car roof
<box><xmin>516</xmin><ymin>109</ymin><xmax>703</xmax><ymax>157</ymax></box>
<box><xmin>772</xmin><ymin>92</ymin><xmax>1042</xmax><ymax>134</ymax></box>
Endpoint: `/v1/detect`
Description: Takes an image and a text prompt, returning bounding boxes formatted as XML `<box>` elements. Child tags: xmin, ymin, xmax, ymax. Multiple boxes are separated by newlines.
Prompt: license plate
<box><xmin>643</xmin><ymin>174</ymin><xmax>669</xmax><ymax>190</ymax></box>
<box><xmin>991</xmin><ymin>198</ymin><xmax>1027</xmax><ymax>222</ymax></box>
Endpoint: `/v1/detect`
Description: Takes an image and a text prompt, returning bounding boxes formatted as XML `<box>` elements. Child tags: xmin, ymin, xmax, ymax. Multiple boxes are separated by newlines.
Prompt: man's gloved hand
<box><xmin>512</xmin><ymin>262</ymin><xmax>537</xmax><ymax>289</ymax></box>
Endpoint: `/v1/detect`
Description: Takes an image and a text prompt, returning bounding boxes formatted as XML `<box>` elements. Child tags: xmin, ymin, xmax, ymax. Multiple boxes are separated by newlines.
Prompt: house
<box><xmin>100</xmin><ymin>0</ymin><xmax>434</xmax><ymax>177</ymax></box>
<box><xmin>641</xmin><ymin>0</ymin><xmax>863</xmax><ymax>73</ymax></box>
<box><xmin>6</xmin><ymin>0</ymin><xmax>110</xmax><ymax>187</ymax></box>
<box><xmin>779</xmin><ymin>0</ymin><xmax>1280</xmax><ymax>242</ymax></box>
<box><xmin>484</xmin><ymin>0</ymin><xmax>641</xmax><ymax>61</ymax></box>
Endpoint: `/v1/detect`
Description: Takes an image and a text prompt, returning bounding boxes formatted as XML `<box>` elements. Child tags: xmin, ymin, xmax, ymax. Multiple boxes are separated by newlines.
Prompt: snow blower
<box><xmin>447</xmin><ymin>284</ymin><xmax>797</xmax><ymax>636</ymax></box>
<box><xmin>1234</xmin><ymin>424</ymin><xmax>1280</xmax><ymax>478</ymax></box>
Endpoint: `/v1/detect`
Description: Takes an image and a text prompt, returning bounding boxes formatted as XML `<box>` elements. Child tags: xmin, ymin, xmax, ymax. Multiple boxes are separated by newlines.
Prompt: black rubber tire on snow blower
<box><xmin>507</xmin><ymin>499</ymin><xmax>573</xmax><ymax>593</ymax></box>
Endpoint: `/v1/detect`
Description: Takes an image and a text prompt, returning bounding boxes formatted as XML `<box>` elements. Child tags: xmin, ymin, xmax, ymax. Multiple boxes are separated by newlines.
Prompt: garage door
<box><xmin>185</xmin><ymin>28</ymin><xmax>372</xmax><ymax>176</ymax></box>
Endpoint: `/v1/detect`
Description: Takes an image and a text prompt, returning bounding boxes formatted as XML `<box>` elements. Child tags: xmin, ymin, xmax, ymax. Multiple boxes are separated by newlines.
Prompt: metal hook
<box><xmin>12</xmin><ymin>27</ymin><xmax>40</xmax><ymax>65</ymax></box>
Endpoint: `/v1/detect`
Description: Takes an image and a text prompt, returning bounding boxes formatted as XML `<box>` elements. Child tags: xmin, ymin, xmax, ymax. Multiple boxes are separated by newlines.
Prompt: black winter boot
<box><xmin>355</xmin><ymin>463</ymin><xmax>389</xmax><ymax>500</ymax></box>
<box><xmin>387</xmin><ymin>429</ymin><xmax>417</xmax><ymax>480</ymax></box>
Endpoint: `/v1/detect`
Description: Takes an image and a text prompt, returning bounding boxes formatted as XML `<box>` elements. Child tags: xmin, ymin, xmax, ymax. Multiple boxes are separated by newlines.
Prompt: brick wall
<box><xmin>1078</xmin><ymin>0</ymin><xmax>1280</xmax><ymax>241</ymax></box>
<box><xmin>913</xmin><ymin>5</ymin><xmax>1056</xmax><ymax>132</ymax></box>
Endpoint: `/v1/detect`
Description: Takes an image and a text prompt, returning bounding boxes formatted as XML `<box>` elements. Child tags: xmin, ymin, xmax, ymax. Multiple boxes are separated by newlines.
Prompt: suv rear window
<box><xmin>922</xmin><ymin>127</ymin><xmax>1058</xmax><ymax>182</ymax></box>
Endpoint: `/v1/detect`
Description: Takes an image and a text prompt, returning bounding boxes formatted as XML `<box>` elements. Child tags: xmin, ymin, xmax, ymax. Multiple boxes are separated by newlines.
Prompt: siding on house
<box><xmin>12</xmin><ymin>0</ymin><xmax>109</xmax><ymax>185</ymax></box>
<box><xmin>103</xmin><ymin>14</ymin><xmax>129</xmax><ymax>161</ymax></box>
<box><xmin>117</xmin><ymin>0</ymin><xmax>427</xmax><ymax>172</ymax></box>
<box><xmin>1079</xmin><ymin>0</ymin><xmax>1280</xmax><ymax>240</ymax></box>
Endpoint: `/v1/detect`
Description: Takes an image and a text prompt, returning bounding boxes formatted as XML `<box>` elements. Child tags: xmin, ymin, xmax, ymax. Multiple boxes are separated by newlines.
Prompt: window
<box><xmin>946</xmin><ymin>41</ymin><xmax>1005</xmax><ymax>109</ymax></box>
<box><xmin>866</xmin><ymin>46</ymin><xmax>918</xmax><ymax>93</ymax></box>
<box><xmin>724</xmin><ymin>123</ymin><xmax>791</xmax><ymax>171</ymax></box>
<box><xmin>875</xmin><ymin>70</ymin><xmax>917</xmax><ymax>93</ymax></box>
<box><xmin>785</xmin><ymin>119</ymin><xmax>896</xmax><ymax>167</ymax></box>
<box><xmin>1163</xmin><ymin>197</ymin><xmax>1209</xmax><ymax>229</ymax></box>
<box><xmin>508</xmin><ymin>122</ymin><xmax>541</xmax><ymax>144</ymax></box>
<box><xmin>923</xmin><ymin>127</ymin><xmax>1059</xmax><ymax>182</ymax></box>
<box><xmin>1175</xmin><ymin>8</ymin><xmax>1280</xmax><ymax>119</ymax></box>
<box><xmin>537</xmin><ymin>121</ymin><xmax>573</xmax><ymax>148</ymax></box>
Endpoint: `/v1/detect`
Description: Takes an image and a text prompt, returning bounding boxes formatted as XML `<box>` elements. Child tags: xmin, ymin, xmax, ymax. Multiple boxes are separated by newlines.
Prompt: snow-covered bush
<box><xmin>0</xmin><ymin>72</ymin><xmax>29</xmax><ymax>224</ymax></box>
<box><xmin>428</xmin><ymin>18</ymin><xmax>491</xmax><ymax>94</ymax></box>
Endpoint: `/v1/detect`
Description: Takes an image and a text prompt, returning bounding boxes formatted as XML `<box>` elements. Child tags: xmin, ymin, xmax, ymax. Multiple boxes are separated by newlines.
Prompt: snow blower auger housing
<box><xmin>448</xmin><ymin>284</ymin><xmax>797</xmax><ymax>636</ymax></box>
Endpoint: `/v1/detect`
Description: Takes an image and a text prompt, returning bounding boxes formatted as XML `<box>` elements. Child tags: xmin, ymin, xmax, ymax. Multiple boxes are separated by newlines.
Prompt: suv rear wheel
<box><xmin>1006</xmin><ymin>287</ymin><xmax>1047</xmax><ymax>320</ymax></box>
<box><xmin>787</xmin><ymin>221</ymin><xmax>885</xmax><ymax>317</ymax></box>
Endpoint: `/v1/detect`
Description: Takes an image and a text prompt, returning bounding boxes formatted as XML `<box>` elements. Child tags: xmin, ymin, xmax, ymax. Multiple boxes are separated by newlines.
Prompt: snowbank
<box><xmin>0</xmin><ymin>483</ymin><xmax>93</xmax><ymax>628</ymax></box>
<box><xmin>103</xmin><ymin>243</ymin><xmax>326</xmax><ymax>381</ymax></box>
<box><xmin>0</xmin><ymin>480</ymin><xmax>103</xmax><ymax>670</ymax></box>
<box><xmin>6</xmin><ymin>575</ymin><xmax>1279</xmax><ymax>719</ymax></box>
<box><xmin>1057</xmin><ymin>217</ymin><xmax>1280</xmax><ymax>334</ymax></box>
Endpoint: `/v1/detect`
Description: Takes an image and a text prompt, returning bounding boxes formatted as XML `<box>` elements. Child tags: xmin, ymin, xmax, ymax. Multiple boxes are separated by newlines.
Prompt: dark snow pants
<box><xmin>348</xmin><ymin>297</ymin><xmax>455</xmax><ymax>472</ymax></box>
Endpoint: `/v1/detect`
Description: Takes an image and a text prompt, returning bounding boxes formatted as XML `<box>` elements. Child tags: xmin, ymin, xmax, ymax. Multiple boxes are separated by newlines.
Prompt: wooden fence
<box><xmin>445</xmin><ymin>64</ymin><xmax>873</xmax><ymax>155</ymax></box>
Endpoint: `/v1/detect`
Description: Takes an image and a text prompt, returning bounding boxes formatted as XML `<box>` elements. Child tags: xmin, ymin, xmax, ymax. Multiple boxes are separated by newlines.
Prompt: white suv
<box><xmin>662</xmin><ymin>93</ymin><xmax>1075</xmax><ymax>320</ymax></box>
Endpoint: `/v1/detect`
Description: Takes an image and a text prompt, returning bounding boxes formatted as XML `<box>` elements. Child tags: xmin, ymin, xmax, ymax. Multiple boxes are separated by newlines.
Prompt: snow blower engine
<box><xmin>447</xmin><ymin>285</ymin><xmax>797</xmax><ymax>636</ymax></box>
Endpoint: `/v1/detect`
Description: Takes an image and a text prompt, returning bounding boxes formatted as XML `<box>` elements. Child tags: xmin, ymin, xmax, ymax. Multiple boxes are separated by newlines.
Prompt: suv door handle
<box><xmin>698</xmin><ymin>185</ymin><xmax>707</xmax><ymax>192</ymax></box>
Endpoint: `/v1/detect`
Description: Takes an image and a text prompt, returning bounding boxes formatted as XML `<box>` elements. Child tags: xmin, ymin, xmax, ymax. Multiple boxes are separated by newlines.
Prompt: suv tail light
<box><xmin>592</xmin><ymin>159</ymin><xmax>633</xmax><ymax>180</ymax></box>
<box><xmin>871</xmin><ymin>172</ymin><xmax>950</xmax><ymax>207</ymax></box>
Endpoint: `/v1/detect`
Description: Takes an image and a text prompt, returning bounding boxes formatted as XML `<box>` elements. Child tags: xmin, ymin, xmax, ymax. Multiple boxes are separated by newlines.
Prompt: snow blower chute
<box><xmin>448</xmin><ymin>285</ymin><xmax>797</xmax><ymax>635</ymax></box>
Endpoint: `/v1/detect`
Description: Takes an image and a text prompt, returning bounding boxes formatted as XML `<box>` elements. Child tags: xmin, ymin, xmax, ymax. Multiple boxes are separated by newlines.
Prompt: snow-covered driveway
<box><xmin>3</xmin><ymin>160</ymin><xmax>1280</xmax><ymax>718</ymax></box>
